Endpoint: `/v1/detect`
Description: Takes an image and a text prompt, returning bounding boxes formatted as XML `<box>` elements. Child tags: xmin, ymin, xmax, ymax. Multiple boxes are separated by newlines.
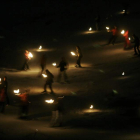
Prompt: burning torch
<box><xmin>121</xmin><ymin>30</ymin><xmax>125</xmax><ymax>35</ymax></box>
<box><xmin>106</xmin><ymin>27</ymin><xmax>110</xmax><ymax>32</ymax></box>
<box><xmin>71</xmin><ymin>52</ymin><xmax>76</xmax><ymax>56</ymax></box>
<box><xmin>14</xmin><ymin>89</ymin><xmax>20</xmax><ymax>95</ymax></box>
<box><xmin>45</xmin><ymin>99</ymin><xmax>54</xmax><ymax>104</ymax></box>
<box><xmin>89</xmin><ymin>27</ymin><xmax>92</xmax><ymax>31</ymax></box>
<box><xmin>42</xmin><ymin>74</ymin><xmax>47</xmax><ymax>78</ymax></box>
<box><xmin>52</xmin><ymin>63</ymin><xmax>56</xmax><ymax>66</ymax></box>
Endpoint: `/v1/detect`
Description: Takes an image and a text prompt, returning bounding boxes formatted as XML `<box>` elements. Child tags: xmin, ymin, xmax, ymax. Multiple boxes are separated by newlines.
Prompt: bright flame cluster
<box><xmin>45</xmin><ymin>99</ymin><xmax>54</xmax><ymax>103</ymax></box>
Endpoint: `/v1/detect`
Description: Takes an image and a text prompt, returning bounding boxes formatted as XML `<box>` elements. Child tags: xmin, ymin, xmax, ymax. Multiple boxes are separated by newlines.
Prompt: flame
<box><xmin>121</xmin><ymin>30</ymin><xmax>125</xmax><ymax>34</ymax></box>
<box><xmin>45</xmin><ymin>99</ymin><xmax>54</xmax><ymax>103</ymax></box>
<box><xmin>90</xmin><ymin>105</ymin><xmax>93</xmax><ymax>109</ymax></box>
<box><xmin>129</xmin><ymin>37</ymin><xmax>131</xmax><ymax>40</ymax></box>
<box><xmin>0</xmin><ymin>78</ymin><xmax>1</xmax><ymax>82</ymax></box>
<box><xmin>122</xmin><ymin>72</ymin><xmax>125</xmax><ymax>75</ymax></box>
<box><xmin>52</xmin><ymin>63</ymin><xmax>56</xmax><ymax>66</ymax></box>
<box><xmin>29</xmin><ymin>52</ymin><xmax>33</xmax><ymax>58</ymax></box>
<box><xmin>71</xmin><ymin>52</ymin><xmax>76</xmax><ymax>56</ymax></box>
<box><xmin>14</xmin><ymin>89</ymin><xmax>19</xmax><ymax>93</ymax></box>
<box><xmin>89</xmin><ymin>27</ymin><xmax>92</xmax><ymax>31</ymax></box>
<box><xmin>42</xmin><ymin>74</ymin><xmax>47</xmax><ymax>78</ymax></box>
<box><xmin>106</xmin><ymin>27</ymin><xmax>109</xmax><ymax>30</ymax></box>
<box><xmin>39</xmin><ymin>46</ymin><xmax>42</xmax><ymax>49</ymax></box>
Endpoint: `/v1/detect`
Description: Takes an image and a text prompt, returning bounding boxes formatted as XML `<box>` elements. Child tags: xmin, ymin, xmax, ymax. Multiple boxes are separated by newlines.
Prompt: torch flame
<box><xmin>89</xmin><ymin>27</ymin><xmax>92</xmax><ymax>31</ymax></box>
<box><xmin>39</xmin><ymin>46</ymin><xmax>42</xmax><ymax>49</ymax></box>
<box><xmin>71</xmin><ymin>52</ymin><xmax>76</xmax><ymax>56</ymax></box>
<box><xmin>90</xmin><ymin>105</ymin><xmax>93</xmax><ymax>109</ymax></box>
<box><xmin>121</xmin><ymin>30</ymin><xmax>125</xmax><ymax>34</ymax></box>
<box><xmin>122</xmin><ymin>72</ymin><xmax>125</xmax><ymax>75</ymax></box>
<box><xmin>14</xmin><ymin>89</ymin><xmax>19</xmax><ymax>93</ymax></box>
<box><xmin>106</xmin><ymin>27</ymin><xmax>109</xmax><ymax>30</ymax></box>
<box><xmin>29</xmin><ymin>52</ymin><xmax>33</xmax><ymax>58</ymax></box>
<box><xmin>52</xmin><ymin>63</ymin><xmax>56</xmax><ymax>66</ymax></box>
<box><xmin>42</xmin><ymin>74</ymin><xmax>47</xmax><ymax>78</ymax></box>
<box><xmin>45</xmin><ymin>99</ymin><xmax>54</xmax><ymax>103</ymax></box>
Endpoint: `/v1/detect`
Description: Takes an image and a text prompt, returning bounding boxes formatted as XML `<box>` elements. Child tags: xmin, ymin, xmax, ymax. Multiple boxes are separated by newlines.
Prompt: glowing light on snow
<box><xmin>122</xmin><ymin>72</ymin><xmax>125</xmax><ymax>75</ymax></box>
<box><xmin>45</xmin><ymin>99</ymin><xmax>54</xmax><ymax>103</ymax></box>
<box><xmin>39</xmin><ymin>46</ymin><xmax>42</xmax><ymax>49</ymax></box>
<box><xmin>29</xmin><ymin>52</ymin><xmax>33</xmax><ymax>58</ymax></box>
<box><xmin>90</xmin><ymin>105</ymin><xmax>93</xmax><ymax>109</ymax></box>
<box><xmin>129</xmin><ymin>37</ymin><xmax>131</xmax><ymax>40</ymax></box>
<box><xmin>121</xmin><ymin>30</ymin><xmax>125</xmax><ymax>34</ymax></box>
<box><xmin>71</xmin><ymin>52</ymin><xmax>76</xmax><ymax>56</ymax></box>
<box><xmin>42</xmin><ymin>74</ymin><xmax>47</xmax><ymax>78</ymax></box>
<box><xmin>89</xmin><ymin>27</ymin><xmax>92</xmax><ymax>31</ymax></box>
<box><xmin>52</xmin><ymin>63</ymin><xmax>56</xmax><ymax>66</ymax></box>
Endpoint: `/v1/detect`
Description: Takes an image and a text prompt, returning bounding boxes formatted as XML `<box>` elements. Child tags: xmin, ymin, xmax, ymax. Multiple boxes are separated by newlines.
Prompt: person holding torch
<box><xmin>107</xmin><ymin>26</ymin><xmax>118</xmax><ymax>45</ymax></box>
<box><xmin>42</xmin><ymin>69</ymin><xmax>54</xmax><ymax>94</ymax></box>
<box><xmin>75</xmin><ymin>46</ymin><xmax>83</xmax><ymax>68</ymax></box>
<box><xmin>22</xmin><ymin>50</ymin><xmax>31</xmax><ymax>70</ymax></box>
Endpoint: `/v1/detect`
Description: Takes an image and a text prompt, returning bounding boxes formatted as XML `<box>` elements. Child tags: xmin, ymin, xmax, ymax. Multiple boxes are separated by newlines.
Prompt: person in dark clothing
<box><xmin>18</xmin><ymin>90</ymin><xmax>29</xmax><ymax>119</ymax></box>
<box><xmin>2</xmin><ymin>76</ymin><xmax>9</xmax><ymax>105</ymax></box>
<box><xmin>131</xmin><ymin>34</ymin><xmax>140</xmax><ymax>55</ymax></box>
<box><xmin>75</xmin><ymin>46</ymin><xmax>83</xmax><ymax>68</ymax></box>
<box><xmin>22</xmin><ymin>50</ymin><xmax>30</xmax><ymax>70</ymax></box>
<box><xmin>50</xmin><ymin>96</ymin><xmax>64</xmax><ymax>127</ymax></box>
<box><xmin>0</xmin><ymin>87</ymin><xmax>6</xmax><ymax>113</ymax></box>
<box><xmin>107</xmin><ymin>26</ymin><xmax>118</xmax><ymax>45</ymax></box>
<box><xmin>95</xmin><ymin>14</ymin><xmax>100</xmax><ymax>31</ymax></box>
<box><xmin>42</xmin><ymin>69</ymin><xmax>54</xmax><ymax>94</ymax></box>
<box><xmin>57</xmin><ymin>57</ymin><xmax>69</xmax><ymax>83</ymax></box>
<box><xmin>40</xmin><ymin>54</ymin><xmax>47</xmax><ymax>75</ymax></box>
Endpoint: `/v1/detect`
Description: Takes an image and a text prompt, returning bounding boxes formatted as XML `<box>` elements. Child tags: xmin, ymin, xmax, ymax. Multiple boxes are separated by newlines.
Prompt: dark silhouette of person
<box><xmin>123</xmin><ymin>30</ymin><xmax>131</xmax><ymax>49</ymax></box>
<box><xmin>107</xmin><ymin>26</ymin><xmax>118</xmax><ymax>45</ymax></box>
<box><xmin>50</xmin><ymin>95</ymin><xmax>64</xmax><ymax>127</ymax></box>
<box><xmin>22</xmin><ymin>50</ymin><xmax>30</xmax><ymax>70</ymax></box>
<box><xmin>95</xmin><ymin>14</ymin><xmax>100</xmax><ymax>31</ymax></box>
<box><xmin>40</xmin><ymin>54</ymin><xmax>47</xmax><ymax>75</ymax></box>
<box><xmin>131</xmin><ymin>34</ymin><xmax>140</xmax><ymax>55</ymax></box>
<box><xmin>18</xmin><ymin>90</ymin><xmax>29</xmax><ymax>119</ymax></box>
<box><xmin>0</xmin><ymin>87</ymin><xmax>6</xmax><ymax>113</ymax></box>
<box><xmin>42</xmin><ymin>69</ymin><xmax>54</xmax><ymax>94</ymax></box>
<box><xmin>2</xmin><ymin>76</ymin><xmax>9</xmax><ymax>105</ymax></box>
<box><xmin>57</xmin><ymin>57</ymin><xmax>69</xmax><ymax>83</ymax></box>
<box><xmin>75</xmin><ymin>46</ymin><xmax>83</xmax><ymax>68</ymax></box>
